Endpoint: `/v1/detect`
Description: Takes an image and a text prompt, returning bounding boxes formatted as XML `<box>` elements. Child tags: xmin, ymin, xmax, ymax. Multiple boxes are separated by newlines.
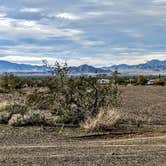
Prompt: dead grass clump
<box><xmin>81</xmin><ymin>107</ymin><xmax>120</xmax><ymax>131</ymax></box>
<box><xmin>0</xmin><ymin>102</ymin><xmax>10</xmax><ymax>111</ymax></box>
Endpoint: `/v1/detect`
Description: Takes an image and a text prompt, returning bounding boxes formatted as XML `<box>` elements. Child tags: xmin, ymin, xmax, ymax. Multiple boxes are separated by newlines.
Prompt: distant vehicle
<box><xmin>147</xmin><ymin>79</ymin><xmax>155</xmax><ymax>85</ymax></box>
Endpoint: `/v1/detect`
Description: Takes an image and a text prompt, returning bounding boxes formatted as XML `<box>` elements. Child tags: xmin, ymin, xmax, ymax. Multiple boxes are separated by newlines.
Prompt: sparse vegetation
<box><xmin>0</xmin><ymin>62</ymin><xmax>165</xmax><ymax>131</ymax></box>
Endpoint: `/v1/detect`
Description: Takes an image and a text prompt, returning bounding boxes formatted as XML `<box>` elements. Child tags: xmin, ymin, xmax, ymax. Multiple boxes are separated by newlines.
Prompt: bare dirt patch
<box><xmin>119</xmin><ymin>86</ymin><xmax>166</xmax><ymax>125</ymax></box>
<box><xmin>0</xmin><ymin>129</ymin><xmax>165</xmax><ymax>166</ymax></box>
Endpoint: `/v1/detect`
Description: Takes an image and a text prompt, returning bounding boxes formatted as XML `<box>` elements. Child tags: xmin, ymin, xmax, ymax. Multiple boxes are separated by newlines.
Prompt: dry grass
<box><xmin>0</xmin><ymin>101</ymin><xmax>9</xmax><ymax>111</ymax></box>
<box><xmin>81</xmin><ymin>107</ymin><xmax>120</xmax><ymax>131</ymax></box>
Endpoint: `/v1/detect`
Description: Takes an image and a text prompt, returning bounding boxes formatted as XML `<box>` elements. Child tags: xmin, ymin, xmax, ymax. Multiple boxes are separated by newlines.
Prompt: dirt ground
<box><xmin>0</xmin><ymin>128</ymin><xmax>165</xmax><ymax>166</ymax></box>
<box><xmin>119</xmin><ymin>85</ymin><xmax>166</xmax><ymax>125</ymax></box>
<box><xmin>0</xmin><ymin>85</ymin><xmax>166</xmax><ymax>165</ymax></box>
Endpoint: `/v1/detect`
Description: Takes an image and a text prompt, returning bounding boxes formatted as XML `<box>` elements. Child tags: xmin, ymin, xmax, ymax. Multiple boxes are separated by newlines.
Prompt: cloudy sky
<box><xmin>0</xmin><ymin>0</ymin><xmax>166</xmax><ymax>66</ymax></box>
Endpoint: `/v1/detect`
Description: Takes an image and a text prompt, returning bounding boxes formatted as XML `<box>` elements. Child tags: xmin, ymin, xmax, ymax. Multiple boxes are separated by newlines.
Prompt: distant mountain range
<box><xmin>0</xmin><ymin>59</ymin><xmax>166</xmax><ymax>75</ymax></box>
<box><xmin>108</xmin><ymin>59</ymin><xmax>166</xmax><ymax>71</ymax></box>
<box><xmin>106</xmin><ymin>59</ymin><xmax>166</xmax><ymax>75</ymax></box>
<box><xmin>0</xmin><ymin>60</ymin><xmax>47</xmax><ymax>73</ymax></box>
<box><xmin>0</xmin><ymin>60</ymin><xmax>110</xmax><ymax>75</ymax></box>
<box><xmin>68</xmin><ymin>64</ymin><xmax>110</xmax><ymax>74</ymax></box>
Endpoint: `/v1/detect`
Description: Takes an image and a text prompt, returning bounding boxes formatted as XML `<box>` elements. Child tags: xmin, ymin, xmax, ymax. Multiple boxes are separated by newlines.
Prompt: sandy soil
<box><xmin>0</xmin><ymin>129</ymin><xmax>165</xmax><ymax>166</ymax></box>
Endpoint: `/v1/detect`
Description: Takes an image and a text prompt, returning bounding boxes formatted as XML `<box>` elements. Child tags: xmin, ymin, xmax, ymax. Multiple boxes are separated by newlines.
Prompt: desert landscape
<box><xmin>0</xmin><ymin>85</ymin><xmax>166</xmax><ymax>166</ymax></box>
<box><xmin>1</xmin><ymin>0</ymin><xmax>166</xmax><ymax>165</ymax></box>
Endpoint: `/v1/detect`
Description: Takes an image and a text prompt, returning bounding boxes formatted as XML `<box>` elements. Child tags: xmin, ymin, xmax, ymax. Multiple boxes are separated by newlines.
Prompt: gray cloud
<box><xmin>0</xmin><ymin>0</ymin><xmax>166</xmax><ymax>65</ymax></box>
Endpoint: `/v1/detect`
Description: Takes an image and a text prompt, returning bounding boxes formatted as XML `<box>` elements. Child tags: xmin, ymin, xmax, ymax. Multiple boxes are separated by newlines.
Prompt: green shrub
<box><xmin>27</xmin><ymin>111</ymin><xmax>46</xmax><ymax>125</ymax></box>
<box><xmin>26</xmin><ymin>76</ymin><xmax>120</xmax><ymax>125</ymax></box>
<box><xmin>25</xmin><ymin>61</ymin><xmax>121</xmax><ymax>125</ymax></box>
<box><xmin>57</xmin><ymin>108</ymin><xmax>85</xmax><ymax>125</ymax></box>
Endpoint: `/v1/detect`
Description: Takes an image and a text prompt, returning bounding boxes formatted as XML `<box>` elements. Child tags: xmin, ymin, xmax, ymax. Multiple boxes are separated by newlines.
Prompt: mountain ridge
<box><xmin>0</xmin><ymin>59</ymin><xmax>166</xmax><ymax>75</ymax></box>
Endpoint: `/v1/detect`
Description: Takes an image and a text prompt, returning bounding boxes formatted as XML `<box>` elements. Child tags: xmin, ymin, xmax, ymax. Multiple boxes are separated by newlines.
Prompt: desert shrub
<box><xmin>81</xmin><ymin>107</ymin><xmax>120</xmax><ymax>131</ymax></box>
<box><xmin>56</xmin><ymin>105</ymin><xmax>85</xmax><ymax>125</ymax></box>
<box><xmin>8</xmin><ymin>110</ymin><xmax>56</xmax><ymax>127</ymax></box>
<box><xmin>0</xmin><ymin>73</ymin><xmax>22</xmax><ymax>92</ymax></box>
<box><xmin>136</xmin><ymin>76</ymin><xmax>148</xmax><ymax>85</ymax></box>
<box><xmin>0</xmin><ymin>88</ymin><xmax>6</xmax><ymax>93</ymax></box>
<box><xmin>8</xmin><ymin>114</ymin><xmax>25</xmax><ymax>126</ymax></box>
<box><xmin>116</xmin><ymin>77</ymin><xmax>127</xmax><ymax>85</ymax></box>
<box><xmin>0</xmin><ymin>104</ymin><xmax>28</xmax><ymax>124</ymax></box>
<box><xmin>26</xmin><ymin>91</ymin><xmax>52</xmax><ymax>110</ymax></box>
<box><xmin>2</xmin><ymin>104</ymin><xmax>28</xmax><ymax>115</ymax></box>
<box><xmin>26</xmin><ymin>61</ymin><xmax>121</xmax><ymax>125</ymax></box>
<box><xmin>26</xmin><ymin>76</ymin><xmax>120</xmax><ymax>125</ymax></box>
<box><xmin>0</xmin><ymin>111</ymin><xmax>11</xmax><ymax>124</ymax></box>
<box><xmin>27</xmin><ymin>111</ymin><xmax>46</xmax><ymax>125</ymax></box>
<box><xmin>154</xmin><ymin>78</ymin><xmax>165</xmax><ymax>86</ymax></box>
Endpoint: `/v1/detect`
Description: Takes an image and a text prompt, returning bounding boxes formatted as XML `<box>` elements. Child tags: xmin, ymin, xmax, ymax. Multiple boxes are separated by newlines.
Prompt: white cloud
<box><xmin>52</xmin><ymin>11</ymin><xmax>106</xmax><ymax>21</ymax></box>
<box><xmin>86</xmin><ymin>11</ymin><xmax>106</xmax><ymax>16</ymax></box>
<box><xmin>153</xmin><ymin>0</ymin><xmax>166</xmax><ymax>3</ymax></box>
<box><xmin>81</xmin><ymin>40</ymin><xmax>105</xmax><ymax>47</ymax></box>
<box><xmin>0</xmin><ymin>55</ymin><xmax>56</xmax><ymax>65</ymax></box>
<box><xmin>0</xmin><ymin>16</ymin><xmax>84</xmax><ymax>40</ymax></box>
<box><xmin>55</xmin><ymin>13</ymin><xmax>81</xmax><ymax>20</ymax></box>
<box><xmin>139</xmin><ymin>9</ymin><xmax>166</xmax><ymax>16</ymax></box>
<box><xmin>1</xmin><ymin>53</ymin><xmax>166</xmax><ymax>66</ymax></box>
<box><xmin>20</xmin><ymin>8</ymin><xmax>43</xmax><ymax>13</ymax></box>
<box><xmin>0</xmin><ymin>44</ymin><xmax>74</xmax><ymax>62</ymax></box>
<box><xmin>84</xmin><ymin>0</ymin><xmax>114</xmax><ymax>6</ymax></box>
<box><xmin>0</xmin><ymin>55</ymin><xmax>111</xmax><ymax>66</ymax></box>
<box><xmin>114</xmin><ymin>53</ymin><xmax>166</xmax><ymax>65</ymax></box>
<box><xmin>0</xmin><ymin>13</ymin><xmax>6</xmax><ymax>17</ymax></box>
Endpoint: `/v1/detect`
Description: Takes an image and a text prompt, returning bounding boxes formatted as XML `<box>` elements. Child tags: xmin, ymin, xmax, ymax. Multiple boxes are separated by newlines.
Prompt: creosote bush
<box><xmin>26</xmin><ymin>61</ymin><xmax>121</xmax><ymax>125</ymax></box>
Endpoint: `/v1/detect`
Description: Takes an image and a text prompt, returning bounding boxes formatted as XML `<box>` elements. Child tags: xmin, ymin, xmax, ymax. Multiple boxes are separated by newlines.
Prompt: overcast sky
<box><xmin>0</xmin><ymin>0</ymin><xmax>166</xmax><ymax>66</ymax></box>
